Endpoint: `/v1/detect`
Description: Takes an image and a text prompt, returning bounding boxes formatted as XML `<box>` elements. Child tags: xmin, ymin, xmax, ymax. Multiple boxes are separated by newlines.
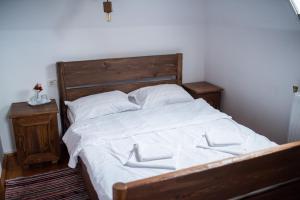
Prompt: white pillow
<box><xmin>128</xmin><ymin>84</ymin><xmax>193</xmax><ymax>109</ymax></box>
<box><xmin>67</xmin><ymin>109</ymin><xmax>75</xmax><ymax>124</ymax></box>
<box><xmin>65</xmin><ymin>90</ymin><xmax>140</xmax><ymax>122</ymax></box>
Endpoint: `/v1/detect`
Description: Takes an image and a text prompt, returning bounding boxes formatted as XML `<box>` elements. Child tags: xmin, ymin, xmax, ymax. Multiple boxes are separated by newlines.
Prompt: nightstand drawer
<box><xmin>13</xmin><ymin>114</ymin><xmax>52</xmax><ymax>128</ymax></box>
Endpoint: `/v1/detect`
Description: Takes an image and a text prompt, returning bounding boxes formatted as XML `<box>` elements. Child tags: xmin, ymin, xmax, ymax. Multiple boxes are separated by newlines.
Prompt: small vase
<box><xmin>35</xmin><ymin>90</ymin><xmax>40</xmax><ymax>103</ymax></box>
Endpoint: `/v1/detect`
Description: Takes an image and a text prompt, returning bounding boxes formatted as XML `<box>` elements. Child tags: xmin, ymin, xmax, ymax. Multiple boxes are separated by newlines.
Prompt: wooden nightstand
<box><xmin>183</xmin><ymin>82</ymin><xmax>223</xmax><ymax>109</ymax></box>
<box><xmin>9</xmin><ymin>100</ymin><xmax>60</xmax><ymax>168</ymax></box>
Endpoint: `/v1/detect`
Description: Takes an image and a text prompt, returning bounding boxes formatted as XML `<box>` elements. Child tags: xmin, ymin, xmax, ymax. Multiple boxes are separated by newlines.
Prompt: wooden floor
<box><xmin>0</xmin><ymin>152</ymin><xmax>68</xmax><ymax>200</ymax></box>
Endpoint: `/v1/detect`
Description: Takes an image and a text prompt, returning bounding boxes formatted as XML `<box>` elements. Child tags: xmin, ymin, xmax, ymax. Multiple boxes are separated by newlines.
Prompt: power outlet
<box><xmin>48</xmin><ymin>80</ymin><xmax>57</xmax><ymax>87</ymax></box>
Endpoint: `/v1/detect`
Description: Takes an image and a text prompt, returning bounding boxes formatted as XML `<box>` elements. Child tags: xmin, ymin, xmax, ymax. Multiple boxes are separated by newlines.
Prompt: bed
<box><xmin>57</xmin><ymin>53</ymin><xmax>300</xmax><ymax>200</ymax></box>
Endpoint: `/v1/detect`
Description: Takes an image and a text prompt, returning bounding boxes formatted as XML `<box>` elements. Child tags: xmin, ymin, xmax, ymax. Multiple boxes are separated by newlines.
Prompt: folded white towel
<box><xmin>125</xmin><ymin>145</ymin><xmax>180</xmax><ymax>170</ymax></box>
<box><xmin>196</xmin><ymin>144</ymin><xmax>246</xmax><ymax>156</ymax></box>
<box><xmin>135</xmin><ymin>143</ymin><xmax>174</xmax><ymax>162</ymax></box>
<box><xmin>205</xmin><ymin>120</ymin><xmax>243</xmax><ymax>147</ymax></box>
<box><xmin>196</xmin><ymin>135</ymin><xmax>247</xmax><ymax>155</ymax></box>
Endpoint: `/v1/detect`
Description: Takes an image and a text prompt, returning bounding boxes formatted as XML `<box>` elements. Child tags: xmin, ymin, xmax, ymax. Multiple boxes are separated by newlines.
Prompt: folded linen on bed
<box><xmin>126</xmin><ymin>155</ymin><xmax>177</xmax><ymax>170</ymax></box>
<box><xmin>204</xmin><ymin>119</ymin><xmax>243</xmax><ymax>147</ymax></box>
<box><xmin>196</xmin><ymin>144</ymin><xmax>246</xmax><ymax>155</ymax></box>
<box><xmin>196</xmin><ymin>135</ymin><xmax>246</xmax><ymax>155</ymax></box>
<box><xmin>135</xmin><ymin>143</ymin><xmax>174</xmax><ymax>162</ymax></box>
<box><xmin>125</xmin><ymin>145</ymin><xmax>180</xmax><ymax>170</ymax></box>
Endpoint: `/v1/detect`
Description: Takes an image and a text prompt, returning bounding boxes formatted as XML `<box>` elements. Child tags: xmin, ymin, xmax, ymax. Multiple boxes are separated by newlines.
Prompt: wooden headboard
<box><xmin>57</xmin><ymin>53</ymin><xmax>183</xmax><ymax>133</ymax></box>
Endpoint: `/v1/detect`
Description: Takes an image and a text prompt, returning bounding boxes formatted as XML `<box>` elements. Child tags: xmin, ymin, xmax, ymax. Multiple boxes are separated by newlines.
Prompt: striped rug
<box><xmin>5</xmin><ymin>168</ymin><xmax>90</xmax><ymax>200</ymax></box>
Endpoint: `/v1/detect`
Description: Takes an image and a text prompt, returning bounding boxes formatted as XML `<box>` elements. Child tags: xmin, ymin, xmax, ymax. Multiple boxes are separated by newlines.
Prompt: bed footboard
<box><xmin>113</xmin><ymin>142</ymin><xmax>300</xmax><ymax>200</ymax></box>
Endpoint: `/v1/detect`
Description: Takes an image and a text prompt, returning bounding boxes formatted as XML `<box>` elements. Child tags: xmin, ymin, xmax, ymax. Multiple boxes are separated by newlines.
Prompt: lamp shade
<box><xmin>290</xmin><ymin>0</ymin><xmax>300</xmax><ymax>18</ymax></box>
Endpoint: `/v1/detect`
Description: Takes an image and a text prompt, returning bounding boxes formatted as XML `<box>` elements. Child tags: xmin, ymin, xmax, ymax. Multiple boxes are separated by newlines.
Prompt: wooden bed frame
<box><xmin>57</xmin><ymin>53</ymin><xmax>300</xmax><ymax>200</ymax></box>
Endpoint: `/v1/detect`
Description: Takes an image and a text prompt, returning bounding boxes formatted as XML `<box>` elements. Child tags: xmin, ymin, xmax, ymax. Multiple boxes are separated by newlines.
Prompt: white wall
<box><xmin>0</xmin><ymin>0</ymin><xmax>205</xmax><ymax>153</ymax></box>
<box><xmin>204</xmin><ymin>0</ymin><xmax>300</xmax><ymax>144</ymax></box>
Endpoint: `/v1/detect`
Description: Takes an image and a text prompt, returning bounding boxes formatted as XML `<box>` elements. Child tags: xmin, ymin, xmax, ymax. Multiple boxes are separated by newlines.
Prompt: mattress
<box><xmin>63</xmin><ymin>99</ymin><xmax>277</xmax><ymax>200</ymax></box>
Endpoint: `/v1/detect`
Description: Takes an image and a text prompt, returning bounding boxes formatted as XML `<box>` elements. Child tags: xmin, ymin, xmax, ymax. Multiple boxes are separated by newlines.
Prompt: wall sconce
<box><xmin>103</xmin><ymin>0</ymin><xmax>112</xmax><ymax>22</ymax></box>
<box><xmin>293</xmin><ymin>85</ymin><xmax>299</xmax><ymax>93</ymax></box>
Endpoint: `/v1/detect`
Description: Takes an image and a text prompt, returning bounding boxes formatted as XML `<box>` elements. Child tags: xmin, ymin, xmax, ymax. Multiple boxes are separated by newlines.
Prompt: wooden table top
<box><xmin>183</xmin><ymin>82</ymin><xmax>223</xmax><ymax>94</ymax></box>
<box><xmin>9</xmin><ymin>99</ymin><xmax>58</xmax><ymax>118</ymax></box>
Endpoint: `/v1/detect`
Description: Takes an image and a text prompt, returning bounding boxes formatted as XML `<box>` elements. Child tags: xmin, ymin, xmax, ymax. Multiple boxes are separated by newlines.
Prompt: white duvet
<box><xmin>63</xmin><ymin>99</ymin><xmax>277</xmax><ymax>200</ymax></box>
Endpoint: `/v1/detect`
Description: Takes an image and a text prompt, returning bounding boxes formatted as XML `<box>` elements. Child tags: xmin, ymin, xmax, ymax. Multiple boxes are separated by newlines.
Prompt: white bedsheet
<box><xmin>63</xmin><ymin>99</ymin><xmax>277</xmax><ymax>200</ymax></box>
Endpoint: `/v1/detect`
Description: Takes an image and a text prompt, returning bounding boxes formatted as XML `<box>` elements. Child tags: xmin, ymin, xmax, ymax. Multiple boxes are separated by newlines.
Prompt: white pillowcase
<box><xmin>128</xmin><ymin>84</ymin><xmax>193</xmax><ymax>109</ymax></box>
<box><xmin>65</xmin><ymin>90</ymin><xmax>140</xmax><ymax>122</ymax></box>
<box><xmin>67</xmin><ymin>109</ymin><xmax>75</xmax><ymax>124</ymax></box>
